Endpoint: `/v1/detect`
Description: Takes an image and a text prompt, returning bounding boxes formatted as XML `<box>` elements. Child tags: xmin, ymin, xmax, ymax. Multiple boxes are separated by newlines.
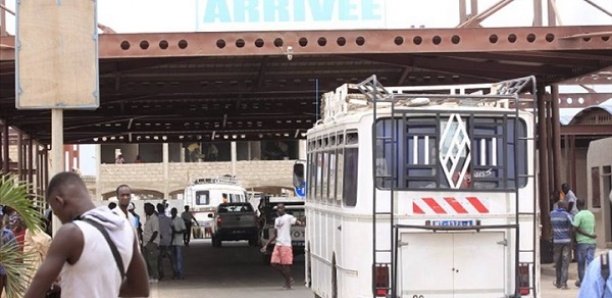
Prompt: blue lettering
<box><xmin>308</xmin><ymin>0</ymin><xmax>335</xmax><ymax>21</ymax></box>
<box><xmin>235</xmin><ymin>0</ymin><xmax>260</xmax><ymax>22</ymax></box>
<box><xmin>293</xmin><ymin>0</ymin><xmax>306</xmax><ymax>21</ymax></box>
<box><xmin>362</xmin><ymin>0</ymin><xmax>381</xmax><ymax>20</ymax></box>
<box><xmin>204</xmin><ymin>0</ymin><xmax>231</xmax><ymax>22</ymax></box>
<box><xmin>264</xmin><ymin>0</ymin><xmax>290</xmax><ymax>22</ymax></box>
<box><xmin>339</xmin><ymin>0</ymin><xmax>357</xmax><ymax>21</ymax></box>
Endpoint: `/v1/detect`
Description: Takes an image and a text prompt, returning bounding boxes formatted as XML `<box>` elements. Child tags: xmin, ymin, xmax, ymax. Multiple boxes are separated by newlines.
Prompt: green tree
<box><xmin>0</xmin><ymin>175</ymin><xmax>43</xmax><ymax>298</ymax></box>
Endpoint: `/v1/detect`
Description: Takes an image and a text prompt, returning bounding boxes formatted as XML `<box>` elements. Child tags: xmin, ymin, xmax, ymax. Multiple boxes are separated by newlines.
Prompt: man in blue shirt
<box><xmin>579</xmin><ymin>251</ymin><xmax>612</xmax><ymax>297</ymax></box>
<box><xmin>551</xmin><ymin>200</ymin><xmax>573</xmax><ymax>289</ymax></box>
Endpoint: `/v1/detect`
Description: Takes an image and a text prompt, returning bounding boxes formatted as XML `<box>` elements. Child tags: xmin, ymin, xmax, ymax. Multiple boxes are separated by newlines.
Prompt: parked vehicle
<box><xmin>258</xmin><ymin>196</ymin><xmax>305</xmax><ymax>264</ymax></box>
<box><xmin>304</xmin><ymin>76</ymin><xmax>539</xmax><ymax>298</ymax></box>
<box><xmin>183</xmin><ymin>176</ymin><xmax>247</xmax><ymax>238</ymax></box>
<box><xmin>210</xmin><ymin>202</ymin><xmax>259</xmax><ymax>247</ymax></box>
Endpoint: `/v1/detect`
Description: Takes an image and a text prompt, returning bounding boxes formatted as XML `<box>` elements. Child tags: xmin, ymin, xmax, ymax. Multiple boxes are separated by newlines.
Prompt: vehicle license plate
<box><xmin>430</xmin><ymin>220</ymin><xmax>475</xmax><ymax>227</ymax></box>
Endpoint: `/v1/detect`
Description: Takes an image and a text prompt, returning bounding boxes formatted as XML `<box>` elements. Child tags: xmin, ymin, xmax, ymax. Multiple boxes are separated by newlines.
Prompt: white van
<box><xmin>183</xmin><ymin>176</ymin><xmax>248</xmax><ymax>236</ymax></box>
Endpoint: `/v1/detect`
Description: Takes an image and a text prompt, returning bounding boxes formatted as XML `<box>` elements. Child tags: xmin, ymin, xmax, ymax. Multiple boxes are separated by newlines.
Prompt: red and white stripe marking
<box><xmin>412</xmin><ymin>196</ymin><xmax>489</xmax><ymax>214</ymax></box>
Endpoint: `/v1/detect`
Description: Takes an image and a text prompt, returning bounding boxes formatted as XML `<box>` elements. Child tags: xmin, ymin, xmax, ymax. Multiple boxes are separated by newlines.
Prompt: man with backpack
<box><xmin>24</xmin><ymin>172</ymin><xmax>149</xmax><ymax>298</ymax></box>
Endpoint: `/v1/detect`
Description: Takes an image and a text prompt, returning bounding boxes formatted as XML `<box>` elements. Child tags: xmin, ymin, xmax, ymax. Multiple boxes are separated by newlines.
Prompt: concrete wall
<box><xmin>97</xmin><ymin>160</ymin><xmax>295</xmax><ymax>200</ymax></box>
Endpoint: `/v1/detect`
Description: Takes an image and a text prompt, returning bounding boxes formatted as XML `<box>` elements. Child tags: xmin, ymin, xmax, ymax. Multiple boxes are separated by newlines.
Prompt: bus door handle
<box><xmin>497</xmin><ymin>239</ymin><xmax>508</xmax><ymax>246</ymax></box>
<box><xmin>398</xmin><ymin>241</ymin><xmax>409</xmax><ymax>247</ymax></box>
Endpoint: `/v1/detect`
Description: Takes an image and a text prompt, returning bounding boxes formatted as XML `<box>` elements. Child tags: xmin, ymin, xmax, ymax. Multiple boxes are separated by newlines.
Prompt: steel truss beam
<box><xmin>1</xmin><ymin>26</ymin><xmax>612</xmax><ymax>60</ymax></box>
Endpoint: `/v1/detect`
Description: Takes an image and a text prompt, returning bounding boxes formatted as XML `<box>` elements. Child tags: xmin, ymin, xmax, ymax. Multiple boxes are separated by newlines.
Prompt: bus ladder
<box><xmin>508</xmin><ymin>75</ymin><xmax>538</xmax><ymax>298</ymax></box>
<box><xmin>364</xmin><ymin>75</ymin><xmax>399</xmax><ymax>298</ymax></box>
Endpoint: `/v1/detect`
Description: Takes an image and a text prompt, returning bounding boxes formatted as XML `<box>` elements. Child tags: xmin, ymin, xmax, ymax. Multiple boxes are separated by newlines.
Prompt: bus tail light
<box><xmin>374</xmin><ymin>264</ymin><xmax>389</xmax><ymax>297</ymax></box>
<box><xmin>518</xmin><ymin>264</ymin><xmax>530</xmax><ymax>296</ymax></box>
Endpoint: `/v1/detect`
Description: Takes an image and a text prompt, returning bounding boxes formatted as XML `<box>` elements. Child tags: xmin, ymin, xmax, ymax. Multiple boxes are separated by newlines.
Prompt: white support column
<box><xmin>50</xmin><ymin>109</ymin><xmax>64</xmax><ymax>175</ymax></box>
<box><xmin>231</xmin><ymin>141</ymin><xmax>237</xmax><ymax>176</ymax></box>
<box><xmin>95</xmin><ymin>144</ymin><xmax>101</xmax><ymax>200</ymax></box>
<box><xmin>163</xmin><ymin>143</ymin><xmax>169</xmax><ymax>198</ymax></box>
<box><xmin>50</xmin><ymin>109</ymin><xmax>64</xmax><ymax>235</ymax></box>
<box><xmin>299</xmin><ymin>140</ymin><xmax>307</xmax><ymax>160</ymax></box>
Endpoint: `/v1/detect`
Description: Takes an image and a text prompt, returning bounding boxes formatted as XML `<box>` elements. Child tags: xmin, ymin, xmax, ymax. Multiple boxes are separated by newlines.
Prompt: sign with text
<box><xmin>16</xmin><ymin>0</ymin><xmax>99</xmax><ymax>109</ymax></box>
<box><xmin>196</xmin><ymin>0</ymin><xmax>416</xmax><ymax>31</ymax></box>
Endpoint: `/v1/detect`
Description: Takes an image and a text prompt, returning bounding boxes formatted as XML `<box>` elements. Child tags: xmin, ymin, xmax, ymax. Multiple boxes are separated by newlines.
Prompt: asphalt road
<box><xmin>148</xmin><ymin>239</ymin><xmax>575</xmax><ymax>298</ymax></box>
<box><xmin>149</xmin><ymin>239</ymin><xmax>311</xmax><ymax>298</ymax></box>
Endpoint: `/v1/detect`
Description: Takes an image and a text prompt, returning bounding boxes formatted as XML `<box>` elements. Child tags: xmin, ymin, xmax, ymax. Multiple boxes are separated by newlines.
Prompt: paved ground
<box><xmin>149</xmin><ymin>239</ymin><xmax>310</xmax><ymax>298</ymax></box>
<box><xmin>146</xmin><ymin>238</ymin><xmax>589</xmax><ymax>297</ymax></box>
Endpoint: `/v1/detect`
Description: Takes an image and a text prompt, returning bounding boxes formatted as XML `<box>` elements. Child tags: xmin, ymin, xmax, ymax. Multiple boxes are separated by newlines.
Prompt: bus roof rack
<box><xmin>320</xmin><ymin>75</ymin><xmax>536</xmax><ymax>121</ymax></box>
<box><xmin>193</xmin><ymin>175</ymin><xmax>238</xmax><ymax>185</ymax></box>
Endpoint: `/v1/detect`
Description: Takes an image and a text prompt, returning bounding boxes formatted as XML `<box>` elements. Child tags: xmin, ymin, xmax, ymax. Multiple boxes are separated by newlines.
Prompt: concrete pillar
<box><xmin>298</xmin><ymin>140</ymin><xmax>307</xmax><ymax>160</ymax></box>
<box><xmin>550</xmin><ymin>85</ymin><xmax>562</xmax><ymax>192</ymax></box>
<box><xmin>537</xmin><ymin>84</ymin><xmax>551</xmax><ymax>241</ymax></box>
<box><xmin>50</xmin><ymin>109</ymin><xmax>64</xmax><ymax>235</ymax></box>
<box><xmin>163</xmin><ymin>143</ymin><xmax>169</xmax><ymax>198</ymax></box>
<box><xmin>27</xmin><ymin>137</ymin><xmax>34</xmax><ymax>186</ymax></box>
<box><xmin>2</xmin><ymin>122</ymin><xmax>8</xmax><ymax>172</ymax></box>
<box><xmin>50</xmin><ymin>109</ymin><xmax>64</xmax><ymax>175</ymax></box>
<box><xmin>95</xmin><ymin>144</ymin><xmax>101</xmax><ymax>200</ymax></box>
<box><xmin>231</xmin><ymin>141</ymin><xmax>237</xmax><ymax>176</ymax></box>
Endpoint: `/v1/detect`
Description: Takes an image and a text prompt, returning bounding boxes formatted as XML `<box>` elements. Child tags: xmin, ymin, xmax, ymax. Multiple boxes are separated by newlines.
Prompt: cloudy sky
<box><xmin>2</xmin><ymin>0</ymin><xmax>611</xmax><ymax>175</ymax></box>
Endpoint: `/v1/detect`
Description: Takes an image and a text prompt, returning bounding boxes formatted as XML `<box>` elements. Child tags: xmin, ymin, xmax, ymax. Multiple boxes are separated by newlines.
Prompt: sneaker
<box><xmin>575</xmin><ymin>280</ymin><xmax>581</xmax><ymax>288</ymax></box>
<box><xmin>561</xmin><ymin>284</ymin><xmax>569</xmax><ymax>290</ymax></box>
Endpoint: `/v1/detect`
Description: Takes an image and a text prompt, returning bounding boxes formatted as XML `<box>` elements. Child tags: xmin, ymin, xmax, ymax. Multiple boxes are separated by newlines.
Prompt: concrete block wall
<box><xmin>97</xmin><ymin>160</ymin><xmax>295</xmax><ymax>199</ymax></box>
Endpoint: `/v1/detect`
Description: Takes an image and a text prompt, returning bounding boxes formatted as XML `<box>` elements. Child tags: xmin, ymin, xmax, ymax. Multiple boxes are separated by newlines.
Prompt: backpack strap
<box><xmin>601</xmin><ymin>252</ymin><xmax>610</xmax><ymax>298</ymax></box>
<box><xmin>80</xmin><ymin>218</ymin><xmax>126</xmax><ymax>280</ymax></box>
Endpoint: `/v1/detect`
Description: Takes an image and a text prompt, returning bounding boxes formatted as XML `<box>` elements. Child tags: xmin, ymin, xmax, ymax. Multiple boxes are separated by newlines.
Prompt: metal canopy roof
<box><xmin>1</xmin><ymin>26</ymin><xmax>611</xmax><ymax>144</ymax></box>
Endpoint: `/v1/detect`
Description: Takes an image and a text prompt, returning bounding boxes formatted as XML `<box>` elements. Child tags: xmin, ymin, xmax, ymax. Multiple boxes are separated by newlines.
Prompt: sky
<box><xmin>2</xmin><ymin>0</ymin><xmax>611</xmax><ymax>175</ymax></box>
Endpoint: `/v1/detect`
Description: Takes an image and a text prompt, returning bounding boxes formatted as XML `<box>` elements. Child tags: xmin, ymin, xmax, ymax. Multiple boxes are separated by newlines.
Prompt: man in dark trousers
<box><xmin>551</xmin><ymin>200</ymin><xmax>573</xmax><ymax>289</ymax></box>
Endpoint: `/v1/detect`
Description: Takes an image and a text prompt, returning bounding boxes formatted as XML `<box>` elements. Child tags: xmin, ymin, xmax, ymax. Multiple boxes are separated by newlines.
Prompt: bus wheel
<box><xmin>331</xmin><ymin>254</ymin><xmax>338</xmax><ymax>298</ymax></box>
<box><xmin>212</xmin><ymin>237</ymin><xmax>221</xmax><ymax>247</ymax></box>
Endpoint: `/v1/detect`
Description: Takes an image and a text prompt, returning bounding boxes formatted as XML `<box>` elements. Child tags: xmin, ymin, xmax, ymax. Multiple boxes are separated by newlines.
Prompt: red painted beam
<box><xmin>1</xmin><ymin>26</ymin><xmax>612</xmax><ymax>61</ymax></box>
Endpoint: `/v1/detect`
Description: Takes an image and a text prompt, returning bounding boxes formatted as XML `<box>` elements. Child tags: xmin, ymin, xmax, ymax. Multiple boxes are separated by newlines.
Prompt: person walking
<box><xmin>261</xmin><ymin>204</ymin><xmax>303</xmax><ymax>289</ymax></box>
<box><xmin>157</xmin><ymin>204</ymin><xmax>173</xmax><ymax>280</ymax></box>
<box><xmin>551</xmin><ymin>200</ymin><xmax>573</xmax><ymax>289</ymax></box>
<box><xmin>24</xmin><ymin>172</ymin><xmax>149</xmax><ymax>298</ymax></box>
<box><xmin>562</xmin><ymin>183</ymin><xmax>579</xmax><ymax>216</ymax></box>
<box><xmin>180</xmin><ymin>206</ymin><xmax>199</xmax><ymax>246</ymax></box>
<box><xmin>573</xmin><ymin>199</ymin><xmax>597</xmax><ymax>287</ymax></box>
<box><xmin>170</xmin><ymin>208</ymin><xmax>186</xmax><ymax>279</ymax></box>
<box><xmin>143</xmin><ymin>202</ymin><xmax>160</xmax><ymax>283</ymax></box>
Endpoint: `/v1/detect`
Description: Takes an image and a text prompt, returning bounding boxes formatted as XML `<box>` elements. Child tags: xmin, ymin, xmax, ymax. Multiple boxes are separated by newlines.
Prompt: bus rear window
<box><xmin>196</xmin><ymin>191</ymin><xmax>210</xmax><ymax>205</ymax></box>
<box><xmin>375</xmin><ymin>115</ymin><xmax>527</xmax><ymax>191</ymax></box>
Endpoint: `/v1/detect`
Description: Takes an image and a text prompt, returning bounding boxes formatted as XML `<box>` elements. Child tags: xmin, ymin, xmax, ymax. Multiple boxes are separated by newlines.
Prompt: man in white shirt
<box><xmin>262</xmin><ymin>204</ymin><xmax>303</xmax><ymax>289</ymax></box>
<box><xmin>170</xmin><ymin>208</ymin><xmax>186</xmax><ymax>279</ymax></box>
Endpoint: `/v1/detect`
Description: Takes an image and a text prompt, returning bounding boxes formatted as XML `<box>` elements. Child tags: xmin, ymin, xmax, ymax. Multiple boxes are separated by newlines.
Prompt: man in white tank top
<box><xmin>24</xmin><ymin>172</ymin><xmax>150</xmax><ymax>298</ymax></box>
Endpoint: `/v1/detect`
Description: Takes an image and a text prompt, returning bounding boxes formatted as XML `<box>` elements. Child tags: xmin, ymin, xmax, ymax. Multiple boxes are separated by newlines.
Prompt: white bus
<box><xmin>303</xmin><ymin>76</ymin><xmax>539</xmax><ymax>298</ymax></box>
<box><xmin>183</xmin><ymin>176</ymin><xmax>248</xmax><ymax>235</ymax></box>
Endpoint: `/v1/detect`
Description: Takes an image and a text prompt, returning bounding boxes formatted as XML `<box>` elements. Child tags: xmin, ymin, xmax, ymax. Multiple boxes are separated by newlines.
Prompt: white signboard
<box><xmin>195</xmin><ymin>0</ymin><xmax>430</xmax><ymax>31</ymax></box>
<box><xmin>16</xmin><ymin>0</ymin><xmax>99</xmax><ymax>109</ymax></box>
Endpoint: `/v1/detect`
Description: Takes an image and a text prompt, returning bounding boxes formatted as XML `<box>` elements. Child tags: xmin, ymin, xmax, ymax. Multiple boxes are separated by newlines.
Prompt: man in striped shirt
<box><xmin>551</xmin><ymin>200</ymin><xmax>573</xmax><ymax>289</ymax></box>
